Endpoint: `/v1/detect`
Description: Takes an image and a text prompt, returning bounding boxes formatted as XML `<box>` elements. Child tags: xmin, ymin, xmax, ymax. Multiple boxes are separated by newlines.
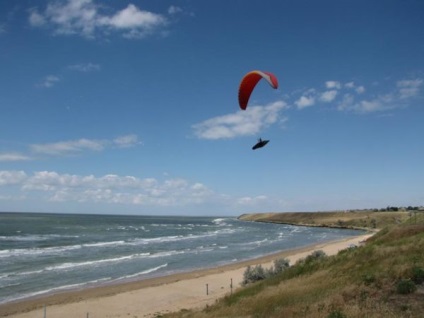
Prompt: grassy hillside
<box><xmin>164</xmin><ymin>212</ymin><xmax>424</xmax><ymax>318</ymax></box>
<box><xmin>238</xmin><ymin>210</ymin><xmax>411</xmax><ymax>230</ymax></box>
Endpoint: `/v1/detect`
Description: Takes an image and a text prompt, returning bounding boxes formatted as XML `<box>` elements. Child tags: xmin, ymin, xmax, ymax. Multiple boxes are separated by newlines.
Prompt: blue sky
<box><xmin>1</xmin><ymin>0</ymin><xmax>423</xmax><ymax>216</ymax></box>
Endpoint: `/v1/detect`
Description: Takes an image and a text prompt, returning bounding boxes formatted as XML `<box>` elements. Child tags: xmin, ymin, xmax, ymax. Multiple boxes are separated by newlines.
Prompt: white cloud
<box><xmin>168</xmin><ymin>6</ymin><xmax>183</xmax><ymax>15</ymax></box>
<box><xmin>338</xmin><ymin>94</ymin><xmax>396</xmax><ymax>113</ymax></box>
<box><xmin>31</xmin><ymin>138</ymin><xmax>105</xmax><ymax>155</ymax></box>
<box><xmin>99</xmin><ymin>4</ymin><xmax>165</xmax><ymax>29</ymax></box>
<box><xmin>325</xmin><ymin>81</ymin><xmax>341</xmax><ymax>89</ymax></box>
<box><xmin>29</xmin><ymin>10</ymin><xmax>46</xmax><ymax>26</ymax></box>
<box><xmin>356</xmin><ymin>86</ymin><xmax>365</xmax><ymax>94</ymax></box>
<box><xmin>0</xmin><ymin>153</ymin><xmax>31</xmax><ymax>162</ymax></box>
<box><xmin>0</xmin><ymin>170</ymin><xmax>27</xmax><ymax>186</ymax></box>
<box><xmin>344</xmin><ymin>82</ymin><xmax>365</xmax><ymax>94</ymax></box>
<box><xmin>237</xmin><ymin>195</ymin><xmax>268</xmax><ymax>206</ymax></box>
<box><xmin>319</xmin><ymin>90</ymin><xmax>338</xmax><ymax>103</ymax></box>
<box><xmin>113</xmin><ymin>134</ymin><xmax>140</xmax><ymax>148</ymax></box>
<box><xmin>397</xmin><ymin>79</ymin><xmax>423</xmax><ymax>99</ymax></box>
<box><xmin>29</xmin><ymin>0</ymin><xmax>170</xmax><ymax>39</ymax></box>
<box><xmin>192</xmin><ymin>101</ymin><xmax>287</xmax><ymax>140</ymax></box>
<box><xmin>29</xmin><ymin>134</ymin><xmax>141</xmax><ymax>156</ymax></box>
<box><xmin>295</xmin><ymin>95</ymin><xmax>315</xmax><ymax>109</ymax></box>
<box><xmin>357</xmin><ymin>99</ymin><xmax>384</xmax><ymax>113</ymax></box>
<box><xmin>336</xmin><ymin>78</ymin><xmax>422</xmax><ymax>113</ymax></box>
<box><xmin>10</xmin><ymin>170</ymin><xmax>217</xmax><ymax>207</ymax></box>
<box><xmin>337</xmin><ymin>94</ymin><xmax>355</xmax><ymax>111</ymax></box>
<box><xmin>345</xmin><ymin>82</ymin><xmax>355</xmax><ymax>89</ymax></box>
<box><xmin>39</xmin><ymin>75</ymin><xmax>60</xmax><ymax>88</ymax></box>
<box><xmin>1</xmin><ymin>135</ymin><xmax>140</xmax><ymax>161</ymax></box>
<box><xmin>68</xmin><ymin>62</ymin><xmax>100</xmax><ymax>72</ymax></box>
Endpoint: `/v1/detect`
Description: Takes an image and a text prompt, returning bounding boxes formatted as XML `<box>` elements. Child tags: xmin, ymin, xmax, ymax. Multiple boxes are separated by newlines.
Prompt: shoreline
<box><xmin>0</xmin><ymin>232</ymin><xmax>374</xmax><ymax>318</ymax></box>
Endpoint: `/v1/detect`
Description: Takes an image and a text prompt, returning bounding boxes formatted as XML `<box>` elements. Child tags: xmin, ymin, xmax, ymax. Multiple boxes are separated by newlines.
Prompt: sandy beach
<box><xmin>0</xmin><ymin>233</ymin><xmax>373</xmax><ymax>318</ymax></box>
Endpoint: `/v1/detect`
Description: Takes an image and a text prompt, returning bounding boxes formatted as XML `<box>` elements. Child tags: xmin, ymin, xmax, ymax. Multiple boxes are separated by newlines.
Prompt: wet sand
<box><xmin>0</xmin><ymin>233</ymin><xmax>373</xmax><ymax>318</ymax></box>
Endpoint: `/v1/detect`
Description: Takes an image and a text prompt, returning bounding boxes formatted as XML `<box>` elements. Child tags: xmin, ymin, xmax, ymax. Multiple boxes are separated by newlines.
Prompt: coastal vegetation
<box><xmin>238</xmin><ymin>210</ymin><xmax>414</xmax><ymax>229</ymax></box>
<box><xmin>164</xmin><ymin>211</ymin><xmax>424</xmax><ymax>318</ymax></box>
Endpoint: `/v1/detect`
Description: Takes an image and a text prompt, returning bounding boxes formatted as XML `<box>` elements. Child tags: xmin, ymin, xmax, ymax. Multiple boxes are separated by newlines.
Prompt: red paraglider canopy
<box><xmin>238</xmin><ymin>70</ymin><xmax>278</xmax><ymax>110</ymax></box>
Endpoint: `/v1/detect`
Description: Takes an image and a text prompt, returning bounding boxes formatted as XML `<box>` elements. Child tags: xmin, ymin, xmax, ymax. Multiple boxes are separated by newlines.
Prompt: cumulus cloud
<box><xmin>336</xmin><ymin>78</ymin><xmax>422</xmax><ymax>113</ymax></box>
<box><xmin>29</xmin><ymin>10</ymin><xmax>46</xmax><ymax>26</ymax></box>
<box><xmin>0</xmin><ymin>170</ymin><xmax>27</xmax><ymax>186</ymax></box>
<box><xmin>0</xmin><ymin>168</ymin><xmax>280</xmax><ymax>211</ymax></box>
<box><xmin>325</xmin><ymin>81</ymin><xmax>341</xmax><ymax>89</ymax></box>
<box><xmin>29</xmin><ymin>0</ymin><xmax>174</xmax><ymax>39</ymax></box>
<box><xmin>295</xmin><ymin>95</ymin><xmax>315</xmax><ymax>109</ymax></box>
<box><xmin>294</xmin><ymin>78</ymin><xmax>421</xmax><ymax>114</ymax></box>
<box><xmin>319</xmin><ymin>90</ymin><xmax>338</xmax><ymax>103</ymax></box>
<box><xmin>192</xmin><ymin>101</ymin><xmax>287</xmax><ymax>140</ymax></box>
<box><xmin>0</xmin><ymin>170</ymin><xmax>215</xmax><ymax>207</ymax></box>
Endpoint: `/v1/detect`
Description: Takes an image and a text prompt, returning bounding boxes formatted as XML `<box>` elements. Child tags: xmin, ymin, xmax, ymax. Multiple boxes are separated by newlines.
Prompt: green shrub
<box><xmin>242</xmin><ymin>264</ymin><xmax>266</xmax><ymax>285</ymax></box>
<box><xmin>327</xmin><ymin>309</ymin><xmax>347</xmax><ymax>318</ymax></box>
<box><xmin>296</xmin><ymin>250</ymin><xmax>327</xmax><ymax>267</ymax></box>
<box><xmin>242</xmin><ymin>258</ymin><xmax>290</xmax><ymax>285</ymax></box>
<box><xmin>272</xmin><ymin>258</ymin><xmax>290</xmax><ymax>275</ymax></box>
<box><xmin>305</xmin><ymin>250</ymin><xmax>327</xmax><ymax>263</ymax></box>
<box><xmin>396</xmin><ymin>279</ymin><xmax>417</xmax><ymax>294</ymax></box>
<box><xmin>412</xmin><ymin>266</ymin><xmax>424</xmax><ymax>284</ymax></box>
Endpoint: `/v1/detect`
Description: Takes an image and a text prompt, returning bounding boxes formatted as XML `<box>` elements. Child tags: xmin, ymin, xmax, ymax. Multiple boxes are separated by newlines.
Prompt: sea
<box><xmin>0</xmin><ymin>212</ymin><xmax>363</xmax><ymax>305</ymax></box>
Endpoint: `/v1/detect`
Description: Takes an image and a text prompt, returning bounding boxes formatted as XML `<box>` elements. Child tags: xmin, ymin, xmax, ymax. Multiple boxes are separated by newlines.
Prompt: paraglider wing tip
<box><xmin>266</xmin><ymin>72</ymin><xmax>279</xmax><ymax>89</ymax></box>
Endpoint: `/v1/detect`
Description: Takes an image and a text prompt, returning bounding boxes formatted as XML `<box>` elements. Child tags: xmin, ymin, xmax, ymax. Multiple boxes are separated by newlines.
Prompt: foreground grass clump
<box><xmin>164</xmin><ymin>219</ymin><xmax>424</xmax><ymax>318</ymax></box>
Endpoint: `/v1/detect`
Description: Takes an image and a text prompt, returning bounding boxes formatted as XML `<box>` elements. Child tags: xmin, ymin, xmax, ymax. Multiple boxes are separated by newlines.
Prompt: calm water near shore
<box><xmin>0</xmin><ymin>212</ymin><xmax>363</xmax><ymax>304</ymax></box>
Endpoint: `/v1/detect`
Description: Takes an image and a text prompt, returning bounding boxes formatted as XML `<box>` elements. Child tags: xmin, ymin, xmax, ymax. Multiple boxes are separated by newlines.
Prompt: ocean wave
<box><xmin>129</xmin><ymin>235</ymin><xmax>183</xmax><ymax>245</ymax></box>
<box><xmin>44</xmin><ymin>253</ymin><xmax>151</xmax><ymax>271</ymax></box>
<box><xmin>245</xmin><ymin>238</ymin><xmax>270</xmax><ymax>245</ymax></box>
<box><xmin>82</xmin><ymin>240</ymin><xmax>126</xmax><ymax>248</ymax></box>
<box><xmin>128</xmin><ymin>230</ymin><xmax>236</xmax><ymax>246</ymax></box>
<box><xmin>0</xmin><ymin>282</ymin><xmax>21</xmax><ymax>289</ymax></box>
<box><xmin>212</xmin><ymin>218</ymin><xmax>227</xmax><ymax>225</ymax></box>
<box><xmin>117</xmin><ymin>263</ymin><xmax>168</xmax><ymax>280</ymax></box>
<box><xmin>0</xmin><ymin>234</ymin><xmax>78</xmax><ymax>242</ymax></box>
<box><xmin>148</xmin><ymin>250</ymin><xmax>186</xmax><ymax>258</ymax></box>
<box><xmin>0</xmin><ymin>240</ymin><xmax>131</xmax><ymax>258</ymax></box>
<box><xmin>0</xmin><ymin>244</ymin><xmax>83</xmax><ymax>258</ymax></box>
<box><xmin>0</xmin><ymin>277</ymin><xmax>112</xmax><ymax>305</ymax></box>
